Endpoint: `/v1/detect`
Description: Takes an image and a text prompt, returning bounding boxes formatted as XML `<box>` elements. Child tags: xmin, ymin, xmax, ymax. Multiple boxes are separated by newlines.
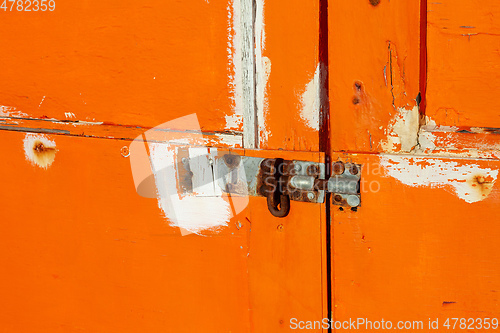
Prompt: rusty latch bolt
<box><xmin>329</xmin><ymin>161</ymin><xmax>361</xmax><ymax>208</ymax></box>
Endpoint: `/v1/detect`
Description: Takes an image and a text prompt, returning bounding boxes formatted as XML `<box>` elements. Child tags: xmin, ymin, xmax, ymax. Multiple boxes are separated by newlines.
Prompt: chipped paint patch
<box><xmin>300</xmin><ymin>64</ymin><xmax>321</xmax><ymax>131</ymax></box>
<box><xmin>383</xmin><ymin>106</ymin><xmax>420</xmax><ymax>152</ymax></box>
<box><xmin>23</xmin><ymin>133</ymin><xmax>57</xmax><ymax>169</ymax></box>
<box><xmin>417</xmin><ymin>129</ymin><xmax>437</xmax><ymax>151</ymax></box>
<box><xmin>381</xmin><ymin>155</ymin><xmax>498</xmax><ymax>203</ymax></box>
<box><xmin>0</xmin><ymin>105</ymin><xmax>28</xmax><ymax>118</ymax></box>
<box><xmin>224</xmin><ymin>113</ymin><xmax>242</xmax><ymax>130</ymax></box>
<box><xmin>64</xmin><ymin>112</ymin><xmax>76</xmax><ymax>119</ymax></box>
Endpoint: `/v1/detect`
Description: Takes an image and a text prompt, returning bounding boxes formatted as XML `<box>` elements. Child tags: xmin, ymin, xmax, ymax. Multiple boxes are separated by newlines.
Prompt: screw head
<box><xmin>307</xmin><ymin>164</ymin><xmax>319</xmax><ymax>176</ymax></box>
<box><xmin>277</xmin><ymin>224</ymin><xmax>284</xmax><ymax>232</ymax></box>
<box><xmin>120</xmin><ymin>146</ymin><xmax>130</xmax><ymax>157</ymax></box>
<box><xmin>347</xmin><ymin>195</ymin><xmax>361</xmax><ymax>207</ymax></box>
<box><xmin>349</xmin><ymin>164</ymin><xmax>359</xmax><ymax>175</ymax></box>
<box><xmin>333</xmin><ymin>194</ymin><xmax>343</xmax><ymax>203</ymax></box>
<box><xmin>332</xmin><ymin>161</ymin><xmax>345</xmax><ymax>175</ymax></box>
<box><xmin>223</xmin><ymin>154</ymin><xmax>241</xmax><ymax>168</ymax></box>
<box><xmin>307</xmin><ymin>192</ymin><xmax>316</xmax><ymax>200</ymax></box>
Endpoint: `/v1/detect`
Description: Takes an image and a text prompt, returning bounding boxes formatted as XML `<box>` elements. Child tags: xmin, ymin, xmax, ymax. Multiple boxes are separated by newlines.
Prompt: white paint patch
<box><xmin>64</xmin><ymin>112</ymin><xmax>76</xmax><ymax>119</ymax></box>
<box><xmin>381</xmin><ymin>155</ymin><xmax>498</xmax><ymax>203</ymax></box>
<box><xmin>383</xmin><ymin>106</ymin><xmax>419</xmax><ymax>152</ymax></box>
<box><xmin>417</xmin><ymin>130</ymin><xmax>437</xmax><ymax>151</ymax></box>
<box><xmin>0</xmin><ymin>105</ymin><xmax>28</xmax><ymax>118</ymax></box>
<box><xmin>129</xmin><ymin>114</ymin><xmax>243</xmax><ymax>235</ymax></box>
<box><xmin>23</xmin><ymin>133</ymin><xmax>57</xmax><ymax>169</ymax></box>
<box><xmin>300</xmin><ymin>64</ymin><xmax>321</xmax><ymax>131</ymax></box>
<box><xmin>148</xmin><ymin>143</ymin><xmax>231</xmax><ymax>235</ymax></box>
<box><xmin>213</xmin><ymin>132</ymin><xmax>244</xmax><ymax>147</ymax></box>
<box><xmin>225</xmin><ymin>113</ymin><xmax>242</xmax><ymax>130</ymax></box>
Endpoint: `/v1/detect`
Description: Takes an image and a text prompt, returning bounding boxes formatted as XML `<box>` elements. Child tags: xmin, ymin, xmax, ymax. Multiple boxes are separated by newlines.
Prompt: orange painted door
<box><xmin>1</xmin><ymin>0</ymin><xmax>499</xmax><ymax>332</ymax></box>
<box><xmin>0</xmin><ymin>0</ymin><xmax>327</xmax><ymax>332</ymax></box>
<box><xmin>329</xmin><ymin>0</ymin><xmax>500</xmax><ymax>331</ymax></box>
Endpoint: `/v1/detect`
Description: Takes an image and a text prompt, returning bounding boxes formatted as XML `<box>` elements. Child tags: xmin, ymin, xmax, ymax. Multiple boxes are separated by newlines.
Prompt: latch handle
<box><xmin>263</xmin><ymin>158</ymin><xmax>291</xmax><ymax>218</ymax></box>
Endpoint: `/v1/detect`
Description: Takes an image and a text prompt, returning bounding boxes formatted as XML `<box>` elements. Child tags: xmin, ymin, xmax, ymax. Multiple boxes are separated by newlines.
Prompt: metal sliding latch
<box><xmin>177</xmin><ymin>150</ymin><xmax>361</xmax><ymax>218</ymax></box>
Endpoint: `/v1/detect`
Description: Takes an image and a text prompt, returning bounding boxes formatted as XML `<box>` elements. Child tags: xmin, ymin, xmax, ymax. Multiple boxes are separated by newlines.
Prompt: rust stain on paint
<box><xmin>468</xmin><ymin>174</ymin><xmax>494</xmax><ymax>199</ymax></box>
<box><xmin>24</xmin><ymin>134</ymin><xmax>57</xmax><ymax>169</ymax></box>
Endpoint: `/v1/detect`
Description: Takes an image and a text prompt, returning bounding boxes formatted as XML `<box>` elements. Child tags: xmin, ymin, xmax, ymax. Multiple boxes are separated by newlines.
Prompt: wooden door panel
<box><xmin>0</xmin><ymin>129</ymin><xmax>326</xmax><ymax>332</ymax></box>
<box><xmin>257</xmin><ymin>0</ymin><xmax>322</xmax><ymax>151</ymax></box>
<box><xmin>427</xmin><ymin>0</ymin><xmax>500</xmax><ymax>128</ymax></box>
<box><xmin>328</xmin><ymin>0</ymin><xmax>500</xmax><ymax>326</ymax></box>
<box><xmin>331</xmin><ymin>152</ymin><xmax>500</xmax><ymax>327</ymax></box>
<box><xmin>241</xmin><ymin>150</ymin><xmax>327</xmax><ymax>332</ymax></box>
<box><xmin>0</xmin><ymin>0</ymin><xmax>240</xmax><ymax>133</ymax></box>
<box><xmin>0</xmin><ymin>130</ymin><xmax>251</xmax><ymax>332</ymax></box>
<box><xmin>247</xmin><ymin>0</ymin><xmax>328</xmax><ymax>330</ymax></box>
<box><xmin>328</xmin><ymin>0</ymin><xmax>421</xmax><ymax>153</ymax></box>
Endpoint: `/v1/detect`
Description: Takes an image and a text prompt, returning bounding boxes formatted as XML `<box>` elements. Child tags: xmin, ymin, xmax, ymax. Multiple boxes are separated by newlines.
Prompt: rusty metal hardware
<box><xmin>175</xmin><ymin>149</ymin><xmax>361</xmax><ymax>217</ymax></box>
<box><xmin>262</xmin><ymin>158</ymin><xmax>290</xmax><ymax>217</ymax></box>
<box><xmin>328</xmin><ymin>161</ymin><xmax>361</xmax><ymax>208</ymax></box>
<box><xmin>255</xmin><ymin>158</ymin><xmax>326</xmax><ymax>217</ymax></box>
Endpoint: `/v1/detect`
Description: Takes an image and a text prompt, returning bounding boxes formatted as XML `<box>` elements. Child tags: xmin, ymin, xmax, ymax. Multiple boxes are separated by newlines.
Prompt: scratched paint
<box><xmin>381</xmin><ymin>155</ymin><xmax>498</xmax><ymax>203</ymax></box>
<box><xmin>23</xmin><ymin>133</ymin><xmax>57</xmax><ymax>169</ymax></box>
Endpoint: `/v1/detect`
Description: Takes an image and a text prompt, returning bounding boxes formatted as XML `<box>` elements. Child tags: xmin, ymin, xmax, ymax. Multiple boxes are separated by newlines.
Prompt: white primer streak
<box><xmin>255</xmin><ymin>0</ymin><xmax>270</xmax><ymax>145</ymax></box>
<box><xmin>381</xmin><ymin>155</ymin><xmax>498</xmax><ymax>203</ymax></box>
<box><xmin>300</xmin><ymin>64</ymin><xmax>321</xmax><ymax>131</ymax></box>
<box><xmin>230</xmin><ymin>0</ymin><xmax>257</xmax><ymax>147</ymax></box>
